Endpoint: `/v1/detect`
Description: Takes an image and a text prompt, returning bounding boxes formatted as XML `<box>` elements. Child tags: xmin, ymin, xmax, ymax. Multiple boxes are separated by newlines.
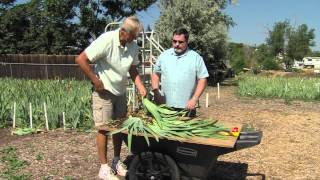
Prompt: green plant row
<box><xmin>0</xmin><ymin>78</ymin><xmax>93</xmax><ymax>129</ymax></box>
<box><xmin>238</xmin><ymin>74</ymin><xmax>320</xmax><ymax>101</ymax></box>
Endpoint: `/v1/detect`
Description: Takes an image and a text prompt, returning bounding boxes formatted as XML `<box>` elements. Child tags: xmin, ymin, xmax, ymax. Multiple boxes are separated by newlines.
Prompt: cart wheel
<box><xmin>128</xmin><ymin>152</ymin><xmax>180</xmax><ymax>180</ymax></box>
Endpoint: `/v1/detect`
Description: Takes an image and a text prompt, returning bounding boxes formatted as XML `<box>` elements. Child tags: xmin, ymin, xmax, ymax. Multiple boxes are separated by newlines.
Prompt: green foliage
<box><xmin>155</xmin><ymin>0</ymin><xmax>234</xmax><ymax>63</ymax></box>
<box><xmin>287</xmin><ymin>24</ymin><xmax>315</xmax><ymax>62</ymax></box>
<box><xmin>101</xmin><ymin>0</ymin><xmax>156</xmax><ymax>19</ymax></box>
<box><xmin>0</xmin><ymin>146</ymin><xmax>31</xmax><ymax>179</ymax></box>
<box><xmin>228</xmin><ymin>43</ymin><xmax>246</xmax><ymax>73</ymax></box>
<box><xmin>229</xmin><ymin>19</ymin><xmax>316</xmax><ymax>73</ymax></box>
<box><xmin>0</xmin><ymin>78</ymin><xmax>93</xmax><ymax>130</ymax></box>
<box><xmin>262</xmin><ymin>57</ymin><xmax>280</xmax><ymax>70</ymax></box>
<box><xmin>238</xmin><ymin>74</ymin><xmax>320</xmax><ymax>101</ymax></box>
<box><xmin>0</xmin><ymin>92</ymin><xmax>11</xmax><ymax>128</ymax></box>
<box><xmin>232</xmin><ymin>55</ymin><xmax>246</xmax><ymax>73</ymax></box>
<box><xmin>0</xmin><ymin>0</ymin><xmax>156</xmax><ymax>54</ymax></box>
<box><xmin>266</xmin><ymin>20</ymin><xmax>315</xmax><ymax>69</ymax></box>
<box><xmin>266</xmin><ymin>20</ymin><xmax>290</xmax><ymax>56</ymax></box>
<box><xmin>63</xmin><ymin>177</ymin><xmax>75</xmax><ymax>180</ymax></box>
<box><xmin>36</xmin><ymin>152</ymin><xmax>43</xmax><ymax>161</ymax></box>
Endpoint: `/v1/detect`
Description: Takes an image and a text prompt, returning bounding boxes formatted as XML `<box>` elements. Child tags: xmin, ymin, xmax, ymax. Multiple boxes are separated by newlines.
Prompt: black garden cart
<box><xmin>119</xmin><ymin>124</ymin><xmax>262</xmax><ymax>180</ymax></box>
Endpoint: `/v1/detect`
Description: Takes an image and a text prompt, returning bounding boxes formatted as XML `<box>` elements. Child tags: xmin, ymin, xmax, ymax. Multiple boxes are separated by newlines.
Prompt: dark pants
<box><xmin>173</xmin><ymin>108</ymin><xmax>196</xmax><ymax>117</ymax></box>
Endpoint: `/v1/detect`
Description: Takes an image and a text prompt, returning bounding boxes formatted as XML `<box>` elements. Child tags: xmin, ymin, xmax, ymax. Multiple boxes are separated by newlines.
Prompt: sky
<box><xmin>137</xmin><ymin>0</ymin><xmax>320</xmax><ymax>51</ymax></box>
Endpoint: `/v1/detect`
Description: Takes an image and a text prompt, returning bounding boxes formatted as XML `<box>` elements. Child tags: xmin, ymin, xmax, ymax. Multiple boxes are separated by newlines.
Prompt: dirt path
<box><xmin>1</xmin><ymin>86</ymin><xmax>320</xmax><ymax>180</ymax></box>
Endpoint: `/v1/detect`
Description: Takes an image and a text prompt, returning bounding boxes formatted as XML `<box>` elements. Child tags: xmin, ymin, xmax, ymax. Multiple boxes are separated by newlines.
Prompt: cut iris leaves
<box><xmin>108</xmin><ymin>98</ymin><xmax>236</xmax><ymax>152</ymax></box>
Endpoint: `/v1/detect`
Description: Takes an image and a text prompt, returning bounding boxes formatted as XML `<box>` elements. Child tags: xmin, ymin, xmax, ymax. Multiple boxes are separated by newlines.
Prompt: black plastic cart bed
<box><xmin>112</xmin><ymin>124</ymin><xmax>263</xmax><ymax>180</ymax></box>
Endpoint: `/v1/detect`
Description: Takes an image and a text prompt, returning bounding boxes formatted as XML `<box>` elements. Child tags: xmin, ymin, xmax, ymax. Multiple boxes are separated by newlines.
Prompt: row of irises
<box><xmin>1</xmin><ymin>75</ymin><xmax>319</xmax><ymax>129</ymax></box>
<box><xmin>238</xmin><ymin>74</ymin><xmax>320</xmax><ymax>101</ymax></box>
<box><xmin>0</xmin><ymin>78</ymin><xmax>93</xmax><ymax>129</ymax></box>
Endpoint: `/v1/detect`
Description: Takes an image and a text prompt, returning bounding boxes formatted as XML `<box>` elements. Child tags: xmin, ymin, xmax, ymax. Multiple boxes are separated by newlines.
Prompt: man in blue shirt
<box><xmin>151</xmin><ymin>27</ymin><xmax>209</xmax><ymax>117</ymax></box>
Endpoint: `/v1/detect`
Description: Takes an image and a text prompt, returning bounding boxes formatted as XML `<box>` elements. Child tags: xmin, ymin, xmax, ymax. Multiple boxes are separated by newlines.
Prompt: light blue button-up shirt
<box><xmin>154</xmin><ymin>48</ymin><xmax>209</xmax><ymax>108</ymax></box>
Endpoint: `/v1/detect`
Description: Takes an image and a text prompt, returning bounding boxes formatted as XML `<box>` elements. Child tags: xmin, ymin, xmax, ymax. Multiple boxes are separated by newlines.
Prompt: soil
<box><xmin>1</xmin><ymin>85</ymin><xmax>320</xmax><ymax>180</ymax></box>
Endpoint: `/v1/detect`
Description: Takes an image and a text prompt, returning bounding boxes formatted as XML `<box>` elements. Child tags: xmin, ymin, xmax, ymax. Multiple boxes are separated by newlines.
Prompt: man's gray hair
<box><xmin>121</xmin><ymin>16</ymin><xmax>142</xmax><ymax>34</ymax></box>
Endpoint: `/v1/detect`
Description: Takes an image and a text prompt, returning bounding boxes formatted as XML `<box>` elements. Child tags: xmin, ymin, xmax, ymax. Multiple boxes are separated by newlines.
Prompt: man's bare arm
<box><xmin>129</xmin><ymin>65</ymin><xmax>147</xmax><ymax>97</ymax></box>
<box><xmin>75</xmin><ymin>52</ymin><xmax>104</xmax><ymax>92</ymax></box>
<box><xmin>186</xmin><ymin>78</ymin><xmax>207</xmax><ymax>109</ymax></box>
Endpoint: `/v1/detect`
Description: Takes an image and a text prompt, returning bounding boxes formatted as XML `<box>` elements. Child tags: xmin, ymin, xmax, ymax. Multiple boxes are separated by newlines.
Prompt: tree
<box><xmin>101</xmin><ymin>0</ymin><xmax>156</xmax><ymax>20</ymax></box>
<box><xmin>256</xmin><ymin>44</ymin><xmax>279</xmax><ymax>70</ymax></box>
<box><xmin>154</xmin><ymin>0</ymin><xmax>235</xmax><ymax>64</ymax></box>
<box><xmin>0</xmin><ymin>0</ymin><xmax>156</xmax><ymax>54</ymax></box>
<box><xmin>228</xmin><ymin>43</ymin><xmax>246</xmax><ymax>73</ymax></box>
<box><xmin>23</xmin><ymin>0</ymin><xmax>80</xmax><ymax>54</ymax></box>
<box><xmin>0</xmin><ymin>0</ymin><xmax>81</xmax><ymax>54</ymax></box>
<box><xmin>266</xmin><ymin>20</ymin><xmax>290</xmax><ymax>57</ymax></box>
<box><xmin>0</xmin><ymin>3</ymin><xmax>29</xmax><ymax>53</ymax></box>
<box><xmin>266</xmin><ymin>20</ymin><xmax>315</xmax><ymax>69</ymax></box>
<box><xmin>287</xmin><ymin>24</ymin><xmax>315</xmax><ymax>62</ymax></box>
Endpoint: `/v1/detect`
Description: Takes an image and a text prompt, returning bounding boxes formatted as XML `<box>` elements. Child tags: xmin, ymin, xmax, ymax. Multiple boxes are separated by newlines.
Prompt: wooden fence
<box><xmin>0</xmin><ymin>54</ymin><xmax>88</xmax><ymax>80</ymax></box>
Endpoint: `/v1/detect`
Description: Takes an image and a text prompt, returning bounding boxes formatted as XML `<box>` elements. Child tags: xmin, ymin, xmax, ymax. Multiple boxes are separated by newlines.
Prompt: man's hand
<box><xmin>186</xmin><ymin>97</ymin><xmax>197</xmax><ymax>110</ymax></box>
<box><xmin>153</xmin><ymin>89</ymin><xmax>165</xmax><ymax>105</ymax></box>
<box><xmin>92</xmin><ymin>78</ymin><xmax>104</xmax><ymax>93</ymax></box>
<box><xmin>129</xmin><ymin>65</ymin><xmax>148</xmax><ymax>98</ymax></box>
<box><xmin>138</xmin><ymin>86</ymin><xmax>147</xmax><ymax>97</ymax></box>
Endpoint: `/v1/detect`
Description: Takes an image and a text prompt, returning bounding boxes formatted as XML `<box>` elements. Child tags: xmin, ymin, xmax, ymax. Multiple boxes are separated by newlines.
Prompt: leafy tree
<box><xmin>266</xmin><ymin>20</ymin><xmax>290</xmax><ymax>57</ymax></box>
<box><xmin>287</xmin><ymin>24</ymin><xmax>315</xmax><ymax>61</ymax></box>
<box><xmin>0</xmin><ymin>3</ymin><xmax>29</xmax><ymax>53</ymax></box>
<box><xmin>101</xmin><ymin>0</ymin><xmax>156</xmax><ymax>20</ymax></box>
<box><xmin>0</xmin><ymin>0</ymin><xmax>15</xmax><ymax>13</ymax></box>
<box><xmin>255</xmin><ymin>44</ymin><xmax>280</xmax><ymax>70</ymax></box>
<box><xmin>0</xmin><ymin>0</ymin><xmax>81</xmax><ymax>54</ymax></box>
<box><xmin>0</xmin><ymin>0</ymin><xmax>156</xmax><ymax>54</ymax></box>
<box><xmin>23</xmin><ymin>0</ymin><xmax>80</xmax><ymax>54</ymax></box>
<box><xmin>75</xmin><ymin>0</ymin><xmax>111</xmax><ymax>51</ymax></box>
<box><xmin>266</xmin><ymin>20</ymin><xmax>315</xmax><ymax>69</ymax></box>
<box><xmin>228</xmin><ymin>43</ymin><xmax>246</xmax><ymax>73</ymax></box>
<box><xmin>154</xmin><ymin>0</ymin><xmax>235</xmax><ymax>64</ymax></box>
<box><xmin>75</xmin><ymin>0</ymin><xmax>156</xmax><ymax>51</ymax></box>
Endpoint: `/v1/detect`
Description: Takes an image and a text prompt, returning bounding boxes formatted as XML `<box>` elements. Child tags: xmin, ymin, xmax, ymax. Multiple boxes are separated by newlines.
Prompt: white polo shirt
<box><xmin>85</xmin><ymin>29</ymin><xmax>139</xmax><ymax>95</ymax></box>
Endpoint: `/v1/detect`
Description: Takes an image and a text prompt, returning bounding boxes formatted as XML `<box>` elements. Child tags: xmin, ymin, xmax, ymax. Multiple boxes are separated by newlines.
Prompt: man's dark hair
<box><xmin>173</xmin><ymin>27</ymin><xmax>189</xmax><ymax>41</ymax></box>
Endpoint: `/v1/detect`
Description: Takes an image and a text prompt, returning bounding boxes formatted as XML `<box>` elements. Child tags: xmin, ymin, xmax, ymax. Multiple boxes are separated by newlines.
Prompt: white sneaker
<box><xmin>98</xmin><ymin>164</ymin><xmax>119</xmax><ymax>180</ymax></box>
<box><xmin>112</xmin><ymin>160</ymin><xmax>128</xmax><ymax>177</ymax></box>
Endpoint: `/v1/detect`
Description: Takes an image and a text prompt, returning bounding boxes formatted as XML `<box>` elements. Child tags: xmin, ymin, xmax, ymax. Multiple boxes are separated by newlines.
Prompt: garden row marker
<box><xmin>206</xmin><ymin>93</ymin><xmax>209</xmax><ymax>108</ymax></box>
<box><xmin>132</xmin><ymin>84</ymin><xmax>136</xmax><ymax>112</ymax></box>
<box><xmin>44</xmin><ymin>102</ymin><xmax>49</xmax><ymax>131</ymax></box>
<box><xmin>217</xmin><ymin>83</ymin><xmax>220</xmax><ymax>99</ymax></box>
<box><xmin>12</xmin><ymin>102</ymin><xmax>16</xmax><ymax>129</ymax></box>
<box><xmin>63</xmin><ymin>112</ymin><xmax>66</xmax><ymax>130</ymax></box>
<box><xmin>29</xmin><ymin>102</ymin><xmax>33</xmax><ymax>129</ymax></box>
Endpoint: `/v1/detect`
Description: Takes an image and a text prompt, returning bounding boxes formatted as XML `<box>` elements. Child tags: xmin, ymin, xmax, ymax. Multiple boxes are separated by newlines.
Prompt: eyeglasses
<box><xmin>128</xmin><ymin>31</ymin><xmax>139</xmax><ymax>40</ymax></box>
<box><xmin>172</xmin><ymin>40</ymin><xmax>185</xmax><ymax>44</ymax></box>
<box><xmin>122</xmin><ymin>28</ymin><xmax>139</xmax><ymax>39</ymax></box>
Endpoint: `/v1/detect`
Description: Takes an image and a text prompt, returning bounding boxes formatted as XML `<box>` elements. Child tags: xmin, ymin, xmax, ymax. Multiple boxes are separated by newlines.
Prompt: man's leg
<box><xmin>97</xmin><ymin>130</ymin><xmax>108</xmax><ymax>164</ymax></box>
<box><xmin>93</xmin><ymin>91</ymin><xmax>113</xmax><ymax>163</ymax></box>
<box><xmin>112</xmin><ymin>133</ymin><xmax>122</xmax><ymax>158</ymax></box>
<box><xmin>92</xmin><ymin>91</ymin><xmax>119</xmax><ymax>180</ymax></box>
<box><xmin>111</xmin><ymin>93</ymin><xmax>128</xmax><ymax>176</ymax></box>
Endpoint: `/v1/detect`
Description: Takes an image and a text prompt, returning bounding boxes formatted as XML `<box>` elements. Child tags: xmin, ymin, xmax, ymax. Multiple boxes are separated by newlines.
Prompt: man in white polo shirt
<box><xmin>76</xmin><ymin>16</ymin><xmax>147</xmax><ymax>180</ymax></box>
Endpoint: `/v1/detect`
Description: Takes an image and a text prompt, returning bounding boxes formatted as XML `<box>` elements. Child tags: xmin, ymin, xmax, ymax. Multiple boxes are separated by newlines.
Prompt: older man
<box><xmin>76</xmin><ymin>16</ymin><xmax>147</xmax><ymax>180</ymax></box>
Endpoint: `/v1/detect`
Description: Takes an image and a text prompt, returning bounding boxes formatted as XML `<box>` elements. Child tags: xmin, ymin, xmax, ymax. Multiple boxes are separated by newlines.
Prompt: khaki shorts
<box><xmin>92</xmin><ymin>91</ymin><xmax>127</xmax><ymax>128</ymax></box>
